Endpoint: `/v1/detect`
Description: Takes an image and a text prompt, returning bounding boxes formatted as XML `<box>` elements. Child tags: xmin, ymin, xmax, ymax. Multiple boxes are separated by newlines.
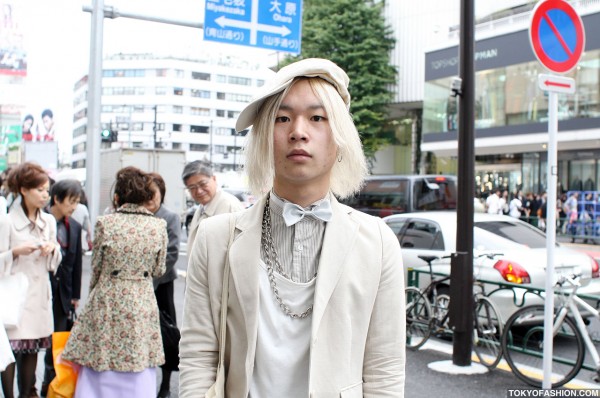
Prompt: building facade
<box><xmin>421</xmin><ymin>1</ymin><xmax>600</xmax><ymax>196</ymax></box>
<box><xmin>71</xmin><ymin>54</ymin><xmax>273</xmax><ymax>171</ymax></box>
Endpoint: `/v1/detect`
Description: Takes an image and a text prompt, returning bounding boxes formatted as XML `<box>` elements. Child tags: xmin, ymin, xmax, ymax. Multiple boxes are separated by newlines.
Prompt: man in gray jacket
<box><xmin>181</xmin><ymin>161</ymin><xmax>244</xmax><ymax>249</ymax></box>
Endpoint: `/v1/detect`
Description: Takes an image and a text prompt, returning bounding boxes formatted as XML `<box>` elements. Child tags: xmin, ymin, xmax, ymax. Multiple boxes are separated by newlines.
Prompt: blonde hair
<box><xmin>243</xmin><ymin>77</ymin><xmax>367</xmax><ymax>199</ymax></box>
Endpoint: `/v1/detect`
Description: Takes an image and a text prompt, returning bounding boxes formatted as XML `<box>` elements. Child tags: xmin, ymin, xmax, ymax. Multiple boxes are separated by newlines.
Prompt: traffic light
<box><xmin>101</xmin><ymin>129</ymin><xmax>111</xmax><ymax>142</ymax></box>
<box><xmin>101</xmin><ymin>128</ymin><xmax>118</xmax><ymax>142</ymax></box>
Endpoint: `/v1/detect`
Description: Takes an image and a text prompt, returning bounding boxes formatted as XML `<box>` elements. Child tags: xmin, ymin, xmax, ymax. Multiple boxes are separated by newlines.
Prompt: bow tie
<box><xmin>282</xmin><ymin>200</ymin><xmax>333</xmax><ymax>226</ymax></box>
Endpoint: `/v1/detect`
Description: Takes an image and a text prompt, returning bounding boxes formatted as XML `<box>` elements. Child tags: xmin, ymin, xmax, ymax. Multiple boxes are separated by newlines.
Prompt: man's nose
<box><xmin>289</xmin><ymin>118</ymin><xmax>308</xmax><ymax>141</ymax></box>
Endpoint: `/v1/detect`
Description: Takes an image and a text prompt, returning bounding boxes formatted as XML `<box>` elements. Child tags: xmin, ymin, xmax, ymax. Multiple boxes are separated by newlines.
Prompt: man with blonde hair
<box><xmin>180</xmin><ymin>58</ymin><xmax>406</xmax><ymax>397</ymax></box>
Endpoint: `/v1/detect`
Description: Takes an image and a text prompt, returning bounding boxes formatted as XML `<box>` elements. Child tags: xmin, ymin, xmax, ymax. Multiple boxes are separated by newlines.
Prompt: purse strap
<box><xmin>216</xmin><ymin>214</ymin><xmax>236</xmax><ymax>372</ymax></box>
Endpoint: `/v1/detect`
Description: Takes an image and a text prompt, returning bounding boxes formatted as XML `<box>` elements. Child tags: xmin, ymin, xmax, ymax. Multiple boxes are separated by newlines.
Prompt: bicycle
<box><xmin>405</xmin><ymin>253</ymin><xmax>504</xmax><ymax>369</ymax></box>
<box><xmin>501</xmin><ymin>272</ymin><xmax>600</xmax><ymax>388</ymax></box>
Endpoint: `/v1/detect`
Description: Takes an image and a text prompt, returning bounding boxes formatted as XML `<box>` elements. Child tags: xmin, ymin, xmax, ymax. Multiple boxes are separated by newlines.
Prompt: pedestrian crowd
<box><xmin>478</xmin><ymin>188</ymin><xmax>599</xmax><ymax>244</ymax></box>
<box><xmin>1</xmin><ymin>58</ymin><xmax>408</xmax><ymax>398</ymax></box>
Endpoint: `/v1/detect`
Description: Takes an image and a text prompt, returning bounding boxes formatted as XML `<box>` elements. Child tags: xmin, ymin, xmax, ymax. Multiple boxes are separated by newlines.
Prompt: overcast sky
<box><xmin>17</xmin><ymin>0</ymin><xmax>522</xmax><ymax>162</ymax></box>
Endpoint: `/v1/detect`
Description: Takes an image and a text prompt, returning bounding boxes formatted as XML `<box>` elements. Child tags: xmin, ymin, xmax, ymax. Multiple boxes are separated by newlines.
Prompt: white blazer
<box><xmin>180</xmin><ymin>195</ymin><xmax>405</xmax><ymax>397</ymax></box>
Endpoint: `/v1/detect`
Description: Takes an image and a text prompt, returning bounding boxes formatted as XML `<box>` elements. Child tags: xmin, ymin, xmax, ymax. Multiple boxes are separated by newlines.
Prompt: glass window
<box><xmin>570</xmin><ymin>159</ymin><xmax>596</xmax><ymax>191</ymax></box>
<box><xmin>413</xmin><ymin>177</ymin><xmax>457</xmax><ymax>211</ymax></box>
<box><xmin>216</xmin><ymin>109</ymin><xmax>225</xmax><ymax>117</ymax></box>
<box><xmin>190</xmin><ymin>125</ymin><xmax>208</xmax><ymax>133</ymax></box>
<box><xmin>173</xmin><ymin>124</ymin><xmax>182</xmax><ymax>132</ymax></box>
<box><xmin>385</xmin><ymin>219</ymin><xmax>408</xmax><ymax>236</ymax></box>
<box><xmin>175</xmin><ymin>69</ymin><xmax>185</xmax><ymax>78</ymax></box>
<box><xmin>156</xmin><ymin>87</ymin><xmax>167</xmax><ymax>95</ymax></box>
<box><xmin>191</xmin><ymin>107</ymin><xmax>210</xmax><ymax>116</ymax></box>
<box><xmin>216</xmin><ymin>75</ymin><xmax>226</xmax><ymax>83</ymax></box>
<box><xmin>475</xmin><ymin>220</ymin><xmax>547</xmax><ymax>249</ymax></box>
<box><xmin>228</xmin><ymin>76</ymin><xmax>251</xmax><ymax>86</ymax></box>
<box><xmin>156</xmin><ymin>69</ymin><xmax>168</xmax><ymax>77</ymax></box>
<box><xmin>400</xmin><ymin>221</ymin><xmax>442</xmax><ymax>250</ymax></box>
<box><xmin>191</xmin><ymin>89</ymin><xmax>210</xmax><ymax>98</ymax></box>
<box><xmin>190</xmin><ymin>143</ymin><xmax>209</xmax><ymax>151</ymax></box>
<box><xmin>173</xmin><ymin>106</ymin><xmax>183</xmax><ymax>114</ymax></box>
<box><xmin>217</xmin><ymin>92</ymin><xmax>226</xmax><ymax>100</ymax></box>
<box><xmin>192</xmin><ymin>72</ymin><xmax>211</xmax><ymax>81</ymax></box>
<box><xmin>174</xmin><ymin>87</ymin><xmax>183</xmax><ymax>96</ymax></box>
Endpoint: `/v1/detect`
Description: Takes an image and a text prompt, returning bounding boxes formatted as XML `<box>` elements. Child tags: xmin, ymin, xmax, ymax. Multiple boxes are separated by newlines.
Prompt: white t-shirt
<box><xmin>509</xmin><ymin>198</ymin><xmax>522</xmax><ymax>218</ymax></box>
<box><xmin>249</xmin><ymin>260</ymin><xmax>315</xmax><ymax>398</ymax></box>
<box><xmin>486</xmin><ymin>193</ymin><xmax>500</xmax><ymax>214</ymax></box>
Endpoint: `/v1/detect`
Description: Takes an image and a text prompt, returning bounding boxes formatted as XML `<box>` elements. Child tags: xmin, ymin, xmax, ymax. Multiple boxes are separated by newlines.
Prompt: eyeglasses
<box><xmin>186</xmin><ymin>180</ymin><xmax>211</xmax><ymax>191</ymax></box>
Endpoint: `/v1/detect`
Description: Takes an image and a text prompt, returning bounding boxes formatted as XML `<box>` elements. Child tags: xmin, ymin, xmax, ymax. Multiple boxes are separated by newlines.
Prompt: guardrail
<box><xmin>407</xmin><ymin>268</ymin><xmax>600</xmax><ymax>371</ymax></box>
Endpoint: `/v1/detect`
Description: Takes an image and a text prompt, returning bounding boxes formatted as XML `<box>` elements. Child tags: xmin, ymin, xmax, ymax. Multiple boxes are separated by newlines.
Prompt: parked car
<box><xmin>340</xmin><ymin>174</ymin><xmax>457</xmax><ymax>217</ymax></box>
<box><xmin>384</xmin><ymin>211</ymin><xmax>600</xmax><ymax>322</ymax></box>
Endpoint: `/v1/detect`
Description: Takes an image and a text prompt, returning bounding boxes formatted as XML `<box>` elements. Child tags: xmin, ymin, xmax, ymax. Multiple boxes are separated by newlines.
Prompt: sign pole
<box><xmin>542</xmin><ymin>90</ymin><xmax>558</xmax><ymax>389</ymax></box>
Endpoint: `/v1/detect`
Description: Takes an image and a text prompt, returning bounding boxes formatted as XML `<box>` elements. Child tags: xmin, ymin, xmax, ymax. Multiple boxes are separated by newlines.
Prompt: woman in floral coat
<box><xmin>62</xmin><ymin>166</ymin><xmax>168</xmax><ymax>398</ymax></box>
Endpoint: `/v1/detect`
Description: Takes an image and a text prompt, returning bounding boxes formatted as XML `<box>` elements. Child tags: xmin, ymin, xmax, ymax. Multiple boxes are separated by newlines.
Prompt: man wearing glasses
<box><xmin>182</xmin><ymin>161</ymin><xmax>244</xmax><ymax>248</ymax></box>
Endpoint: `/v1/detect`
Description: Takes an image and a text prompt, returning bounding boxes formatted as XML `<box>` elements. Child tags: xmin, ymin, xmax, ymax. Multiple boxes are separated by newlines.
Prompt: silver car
<box><xmin>384</xmin><ymin>211</ymin><xmax>600</xmax><ymax>322</ymax></box>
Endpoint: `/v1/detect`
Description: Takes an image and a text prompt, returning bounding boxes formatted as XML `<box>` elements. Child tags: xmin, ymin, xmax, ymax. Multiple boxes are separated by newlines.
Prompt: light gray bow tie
<box><xmin>282</xmin><ymin>201</ymin><xmax>333</xmax><ymax>226</ymax></box>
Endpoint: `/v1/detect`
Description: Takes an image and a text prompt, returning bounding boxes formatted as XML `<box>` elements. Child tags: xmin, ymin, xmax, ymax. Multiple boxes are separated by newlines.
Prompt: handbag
<box><xmin>0</xmin><ymin>262</ymin><xmax>30</xmax><ymax>329</ymax></box>
<box><xmin>48</xmin><ymin>331</ymin><xmax>79</xmax><ymax>398</ymax></box>
<box><xmin>159</xmin><ymin>310</ymin><xmax>181</xmax><ymax>372</ymax></box>
<box><xmin>205</xmin><ymin>214</ymin><xmax>236</xmax><ymax>398</ymax></box>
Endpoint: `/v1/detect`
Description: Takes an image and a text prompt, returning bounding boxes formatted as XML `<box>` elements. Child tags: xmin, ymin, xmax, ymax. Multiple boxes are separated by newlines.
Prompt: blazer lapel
<box><xmin>311</xmin><ymin>198</ymin><xmax>359</xmax><ymax>338</ymax></box>
<box><xmin>228</xmin><ymin>196</ymin><xmax>264</xmax><ymax>352</ymax></box>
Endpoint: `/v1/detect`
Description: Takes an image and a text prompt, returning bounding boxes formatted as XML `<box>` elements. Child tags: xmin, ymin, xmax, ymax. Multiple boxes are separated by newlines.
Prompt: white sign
<box><xmin>538</xmin><ymin>74</ymin><xmax>576</xmax><ymax>94</ymax></box>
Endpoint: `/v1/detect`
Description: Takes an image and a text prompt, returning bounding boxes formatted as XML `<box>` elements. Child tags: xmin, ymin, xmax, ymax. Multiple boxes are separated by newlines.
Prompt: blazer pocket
<box><xmin>340</xmin><ymin>381</ymin><xmax>363</xmax><ymax>398</ymax></box>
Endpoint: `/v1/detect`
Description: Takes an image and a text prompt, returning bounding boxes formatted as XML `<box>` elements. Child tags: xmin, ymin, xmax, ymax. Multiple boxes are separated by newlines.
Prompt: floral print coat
<box><xmin>62</xmin><ymin>204</ymin><xmax>168</xmax><ymax>372</ymax></box>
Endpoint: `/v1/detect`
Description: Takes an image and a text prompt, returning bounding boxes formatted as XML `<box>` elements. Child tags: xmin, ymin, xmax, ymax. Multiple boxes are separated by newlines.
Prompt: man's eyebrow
<box><xmin>278</xmin><ymin>103</ymin><xmax>325</xmax><ymax>111</ymax></box>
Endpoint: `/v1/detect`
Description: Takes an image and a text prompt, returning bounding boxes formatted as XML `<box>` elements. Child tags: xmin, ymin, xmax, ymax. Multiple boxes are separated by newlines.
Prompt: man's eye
<box><xmin>312</xmin><ymin>115</ymin><xmax>326</xmax><ymax>122</ymax></box>
<box><xmin>275</xmin><ymin>116</ymin><xmax>289</xmax><ymax>123</ymax></box>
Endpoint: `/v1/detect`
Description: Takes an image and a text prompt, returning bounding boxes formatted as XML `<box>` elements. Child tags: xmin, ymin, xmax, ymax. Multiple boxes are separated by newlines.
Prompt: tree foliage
<box><xmin>281</xmin><ymin>0</ymin><xmax>397</xmax><ymax>159</ymax></box>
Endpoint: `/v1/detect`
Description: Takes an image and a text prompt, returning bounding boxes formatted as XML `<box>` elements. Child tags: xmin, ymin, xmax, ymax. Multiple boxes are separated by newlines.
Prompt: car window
<box><xmin>413</xmin><ymin>177</ymin><xmax>457</xmax><ymax>211</ymax></box>
<box><xmin>386</xmin><ymin>219</ymin><xmax>408</xmax><ymax>240</ymax></box>
<box><xmin>400</xmin><ymin>220</ymin><xmax>443</xmax><ymax>250</ymax></box>
<box><xmin>475</xmin><ymin>220</ymin><xmax>547</xmax><ymax>249</ymax></box>
<box><xmin>342</xmin><ymin>179</ymin><xmax>410</xmax><ymax>215</ymax></box>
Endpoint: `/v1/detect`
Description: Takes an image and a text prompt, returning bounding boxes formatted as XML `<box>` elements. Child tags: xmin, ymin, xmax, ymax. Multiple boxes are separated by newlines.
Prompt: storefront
<box><xmin>422</xmin><ymin>7</ymin><xmax>600</xmax><ymax>196</ymax></box>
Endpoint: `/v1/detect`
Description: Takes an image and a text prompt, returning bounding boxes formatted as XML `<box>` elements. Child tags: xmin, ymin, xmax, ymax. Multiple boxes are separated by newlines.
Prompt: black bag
<box><xmin>159</xmin><ymin>310</ymin><xmax>181</xmax><ymax>371</ymax></box>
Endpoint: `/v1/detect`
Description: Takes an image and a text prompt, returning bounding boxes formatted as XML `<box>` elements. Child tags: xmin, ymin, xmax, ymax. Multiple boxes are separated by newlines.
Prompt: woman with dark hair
<box><xmin>62</xmin><ymin>166</ymin><xmax>168</xmax><ymax>398</ymax></box>
<box><xmin>0</xmin><ymin>162</ymin><xmax>62</xmax><ymax>398</ymax></box>
<box><xmin>144</xmin><ymin>172</ymin><xmax>181</xmax><ymax>398</ymax></box>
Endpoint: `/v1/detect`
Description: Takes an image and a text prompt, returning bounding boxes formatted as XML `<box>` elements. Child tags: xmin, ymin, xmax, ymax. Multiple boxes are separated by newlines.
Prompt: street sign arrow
<box><xmin>215</xmin><ymin>15</ymin><xmax>292</xmax><ymax>37</ymax></box>
<box><xmin>537</xmin><ymin>73</ymin><xmax>576</xmax><ymax>94</ymax></box>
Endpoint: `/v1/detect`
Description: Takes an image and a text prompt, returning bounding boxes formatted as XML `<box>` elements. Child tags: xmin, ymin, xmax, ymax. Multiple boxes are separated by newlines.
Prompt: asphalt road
<box><xmin>18</xmin><ymin>234</ymin><xmax>600</xmax><ymax>397</ymax></box>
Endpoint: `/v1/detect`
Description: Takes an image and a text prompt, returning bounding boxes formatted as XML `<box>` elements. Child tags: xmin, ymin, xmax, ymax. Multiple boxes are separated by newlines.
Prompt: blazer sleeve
<box><xmin>363</xmin><ymin>219</ymin><xmax>406</xmax><ymax>397</ymax></box>
<box><xmin>179</xmin><ymin>218</ymin><xmax>220</xmax><ymax>397</ymax></box>
<box><xmin>165</xmin><ymin>211</ymin><xmax>181</xmax><ymax>274</ymax></box>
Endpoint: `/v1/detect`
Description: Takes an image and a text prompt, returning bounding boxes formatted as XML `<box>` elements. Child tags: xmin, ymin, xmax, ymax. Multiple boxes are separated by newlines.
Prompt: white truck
<box><xmin>99</xmin><ymin>148</ymin><xmax>186</xmax><ymax>216</ymax></box>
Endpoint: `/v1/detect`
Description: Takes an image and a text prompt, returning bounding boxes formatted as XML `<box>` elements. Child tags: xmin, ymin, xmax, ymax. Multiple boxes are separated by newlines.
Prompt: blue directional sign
<box><xmin>204</xmin><ymin>0</ymin><xmax>303</xmax><ymax>55</ymax></box>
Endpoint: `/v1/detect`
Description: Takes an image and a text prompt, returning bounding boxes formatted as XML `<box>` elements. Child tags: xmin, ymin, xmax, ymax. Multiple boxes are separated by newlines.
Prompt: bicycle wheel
<box><xmin>473</xmin><ymin>296</ymin><xmax>502</xmax><ymax>369</ymax></box>
<box><xmin>405</xmin><ymin>287</ymin><xmax>432</xmax><ymax>350</ymax></box>
<box><xmin>501</xmin><ymin>305</ymin><xmax>584</xmax><ymax>388</ymax></box>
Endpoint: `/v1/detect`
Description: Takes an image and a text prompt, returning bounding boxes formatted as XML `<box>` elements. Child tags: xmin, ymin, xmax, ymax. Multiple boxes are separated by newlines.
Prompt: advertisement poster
<box><xmin>0</xmin><ymin>1</ymin><xmax>27</xmax><ymax>80</ymax></box>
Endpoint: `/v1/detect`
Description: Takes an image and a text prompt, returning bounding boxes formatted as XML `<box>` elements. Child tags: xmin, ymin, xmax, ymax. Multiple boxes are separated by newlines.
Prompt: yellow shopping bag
<box><xmin>48</xmin><ymin>331</ymin><xmax>79</xmax><ymax>398</ymax></box>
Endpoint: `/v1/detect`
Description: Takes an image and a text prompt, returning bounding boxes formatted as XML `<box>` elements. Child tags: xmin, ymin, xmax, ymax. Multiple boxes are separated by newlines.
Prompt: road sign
<box><xmin>537</xmin><ymin>73</ymin><xmax>576</xmax><ymax>94</ymax></box>
<box><xmin>204</xmin><ymin>0</ymin><xmax>303</xmax><ymax>54</ymax></box>
<box><xmin>529</xmin><ymin>0</ymin><xmax>585</xmax><ymax>74</ymax></box>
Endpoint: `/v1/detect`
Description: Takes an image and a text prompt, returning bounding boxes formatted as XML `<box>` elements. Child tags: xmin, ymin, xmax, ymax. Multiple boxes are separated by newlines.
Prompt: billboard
<box><xmin>0</xmin><ymin>1</ymin><xmax>27</xmax><ymax>78</ymax></box>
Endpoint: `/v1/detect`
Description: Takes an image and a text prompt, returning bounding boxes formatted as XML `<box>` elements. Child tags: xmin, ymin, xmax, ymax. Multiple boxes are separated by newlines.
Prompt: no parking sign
<box><xmin>529</xmin><ymin>0</ymin><xmax>585</xmax><ymax>73</ymax></box>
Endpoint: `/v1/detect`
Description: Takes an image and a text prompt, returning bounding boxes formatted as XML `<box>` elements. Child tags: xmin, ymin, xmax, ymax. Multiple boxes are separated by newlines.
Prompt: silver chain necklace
<box><xmin>261</xmin><ymin>199</ymin><xmax>314</xmax><ymax>319</ymax></box>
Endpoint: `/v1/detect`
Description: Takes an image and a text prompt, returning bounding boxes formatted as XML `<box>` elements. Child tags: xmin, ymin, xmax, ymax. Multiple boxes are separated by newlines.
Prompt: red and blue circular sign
<box><xmin>529</xmin><ymin>0</ymin><xmax>585</xmax><ymax>74</ymax></box>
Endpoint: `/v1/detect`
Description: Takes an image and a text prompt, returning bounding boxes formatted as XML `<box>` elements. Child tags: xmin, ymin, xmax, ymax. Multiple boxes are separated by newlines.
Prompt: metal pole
<box><xmin>451</xmin><ymin>0</ymin><xmax>475</xmax><ymax>366</ymax></box>
<box><xmin>82</xmin><ymin>4</ymin><xmax>203</xmax><ymax>29</ymax></box>
<box><xmin>542</xmin><ymin>91</ymin><xmax>558</xmax><ymax>389</ymax></box>
<box><xmin>210</xmin><ymin>120</ymin><xmax>213</xmax><ymax>164</ymax></box>
<box><xmin>85</xmin><ymin>0</ymin><xmax>104</xmax><ymax>227</ymax></box>
<box><xmin>153</xmin><ymin>105</ymin><xmax>158</xmax><ymax>149</ymax></box>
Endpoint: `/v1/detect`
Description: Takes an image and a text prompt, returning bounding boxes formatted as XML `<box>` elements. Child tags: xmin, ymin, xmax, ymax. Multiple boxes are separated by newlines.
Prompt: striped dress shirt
<box><xmin>263</xmin><ymin>192</ymin><xmax>328</xmax><ymax>283</ymax></box>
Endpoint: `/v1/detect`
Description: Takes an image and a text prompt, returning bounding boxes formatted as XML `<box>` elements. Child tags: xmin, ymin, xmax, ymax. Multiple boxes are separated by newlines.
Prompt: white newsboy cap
<box><xmin>235</xmin><ymin>58</ymin><xmax>350</xmax><ymax>132</ymax></box>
